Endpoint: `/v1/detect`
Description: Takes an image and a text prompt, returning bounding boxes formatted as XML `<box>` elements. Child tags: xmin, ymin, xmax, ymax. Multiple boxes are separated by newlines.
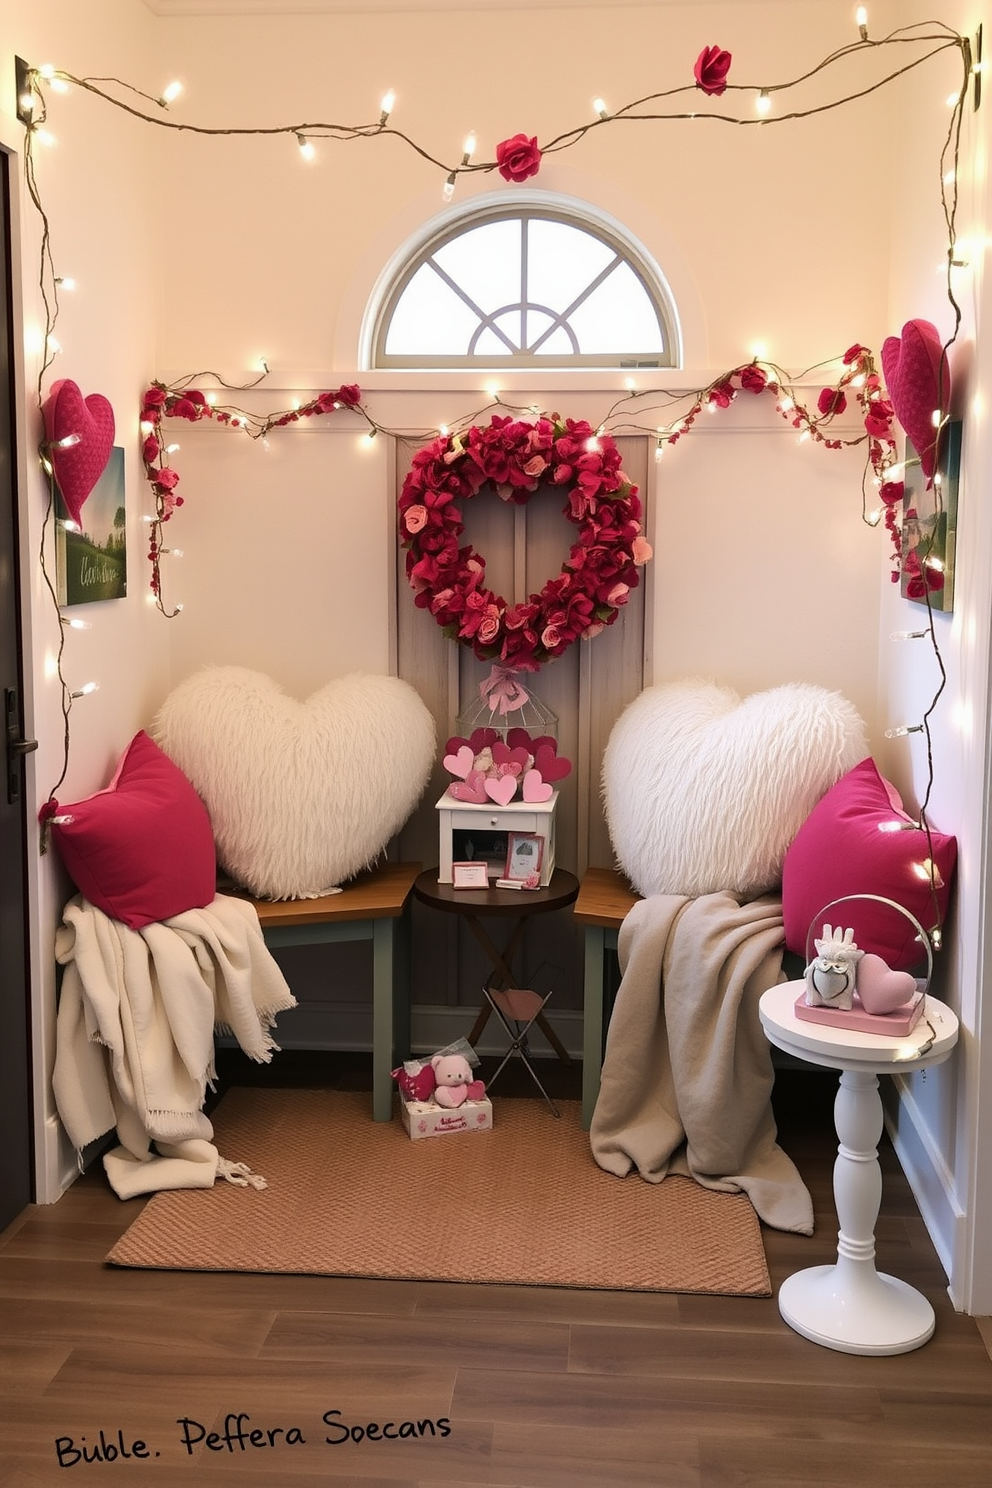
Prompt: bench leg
<box><xmin>372</xmin><ymin>917</ymin><xmax>399</xmax><ymax>1122</ymax></box>
<box><xmin>582</xmin><ymin>926</ymin><xmax>606</xmax><ymax>1130</ymax></box>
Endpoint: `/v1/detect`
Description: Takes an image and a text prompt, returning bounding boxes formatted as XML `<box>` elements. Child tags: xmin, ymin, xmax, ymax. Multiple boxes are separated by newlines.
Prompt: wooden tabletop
<box><xmin>572</xmin><ymin>865</ymin><xmax>641</xmax><ymax>929</ymax></box>
<box><xmin>225</xmin><ymin>861</ymin><xmax>422</xmax><ymax>928</ymax></box>
<box><xmin>414</xmin><ymin>867</ymin><xmax>579</xmax><ymax>918</ymax></box>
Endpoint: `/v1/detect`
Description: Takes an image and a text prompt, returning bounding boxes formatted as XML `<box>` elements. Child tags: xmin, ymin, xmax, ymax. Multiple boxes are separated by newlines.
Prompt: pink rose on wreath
<box><xmin>404</xmin><ymin>504</ymin><xmax>428</xmax><ymax>534</ymax></box>
<box><xmin>155</xmin><ymin>467</ymin><xmax>180</xmax><ymax>490</ymax></box>
<box><xmin>496</xmin><ymin>133</ymin><xmax>542</xmax><ymax>183</ymax></box>
<box><xmin>739</xmin><ymin>363</ymin><xmax>768</xmax><ymax>394</ymax></box>
<box><xmin>694</xmin><ymin>45</ymin><xmax>732</xmax><ymax>96</ymax></box>
<box><xmin>334</xmin><ymin>384</ymin><xmax>362</xmax><ymax>407</ymax></box>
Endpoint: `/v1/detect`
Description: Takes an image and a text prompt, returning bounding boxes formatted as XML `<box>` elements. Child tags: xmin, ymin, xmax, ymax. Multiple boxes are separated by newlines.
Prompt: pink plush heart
<box><xmin>522</xmin><ymin>769</ymin><xmax>553</xmax><ymax>803</ymax></box>
<box><xmin>443</xmin><ymin>744</ymin><xmax>475</xmax><ymax>780</ymax></box>
<box><xmin>469</xmin><ymin>728</ymin><xmax>499</xmax><ymax>752</ymax></box>
<box><xmin>534</xmin><ymin>743</ymin><xmax>571</xmax><ymax>783</ymax></box>
<box><xmin>880</xmin><ymin>320</ymin><xmax>950</xmax><ymax>481</ymax></box>
<box><xmin>444</xmin><ymin>735</ymin><xmax>471</xmax><ymax>757</ymax></box>
<box><xmin>449</xmin><ymin>771</ymin><xmax>488</xmax><ymax>804</ymax></box>
<box><xmin>42</xmin><ymin>379</ymin><xmax>115</xmax><ymax>527</ymax></box>
<box><xmin>485</xmin><ymin>774</ymin><xmax>518</xmax><ymax>807</ymax></box>
<box><xmin>857</xmin><ymin>952</ymin><xmax>918</xmax><ymax>1015</ymax></box>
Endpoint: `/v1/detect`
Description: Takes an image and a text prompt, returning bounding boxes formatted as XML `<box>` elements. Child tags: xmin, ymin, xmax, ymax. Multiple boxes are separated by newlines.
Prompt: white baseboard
<box><xmin>884</xmin><ymin>1074</ymin><xmax>964</xmax><ymax>1296</ymax></box>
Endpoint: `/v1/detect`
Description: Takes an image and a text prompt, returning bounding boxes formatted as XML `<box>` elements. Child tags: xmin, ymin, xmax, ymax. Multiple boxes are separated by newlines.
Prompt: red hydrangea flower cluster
<box><xmin>398</xmin><ymin>414</ymin><xmax>652</xmax><ymax>671</ymax></box>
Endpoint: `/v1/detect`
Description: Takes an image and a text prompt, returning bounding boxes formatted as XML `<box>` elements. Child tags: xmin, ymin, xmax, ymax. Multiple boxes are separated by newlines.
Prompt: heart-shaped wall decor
<box><xmin>603</xmin><ymin>679</ymin><xmax>869</xmax><ymax>899</ymax></box>
<box><xmin>880</xmin><ymin>319</ymin><xmax>950</xmax><ymax>481</ymax></box>
<box><xmin>856</xmin><ymin>953</ymin><xmax>918</xmax><ymax>1015</ymax></box>
<box><xmin>154</xmin><ymin>667</ymin><xmax>436</xmax><ymax>899</ymax></box>
<box><xmin>41</xmin><ymin>379</ymin><xmax>115</xmax><ymax>527</ymax></box>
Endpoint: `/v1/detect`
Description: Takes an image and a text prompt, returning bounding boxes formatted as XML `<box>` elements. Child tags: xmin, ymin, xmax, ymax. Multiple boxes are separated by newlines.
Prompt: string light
<box><xmin>756</xmin><ymin>90</ymin><xmax>772</xmax><ymax>116</ymax></box>
<box><xmin>378</xmin><ymin>89</ymin><xmax>395</xmax><ymax>127</ymax></box>
<box><xmin>70</xmin><ymin>682</ymin><xmax>99</xmax><ymax>698</ymax></box>
<box><xmin>54</xmin><ymin>275</ymin><xmax>75</xmax><ymax>291</ymax></box>
<box><xmin>60</xmin><ymin>616</ymin><xmax>90</xmax><ymax>630</ymax></box>
<box><xmin>296</xmin><ymin>133</ymin><xmax>316</xmax><ymax>162</ymax></box>
<box><xmin>158</xmin><ymin>80</ymin><xmax>183</xmax><ymax>107</ymax></box>
<box><xmin>592</xmin><ymin>97</ymin><xmax>610</xmax><ymax>120</ymax></box>
<box><xmin>891</xmin><ymin>629</ymin><xmax>930</xmax><ymax>640</ymax></box>
<box><xmin>885</xmin><ymin>724</ymin><xmax>926</xmax><ymax>738</ymax></box>
<box><xmin>857</xmin><ymin>7</ymin><xmax>869</xmax><ymax>43</ymax></box>
<box><xmin>442</xmin><ymin>171</ymin><xmax>456</xmax><ymax>201</ymax></box>
<box><xmin>461</xmin><ymin>132</ymin><xmax>476</xmax><ymax>166</ymax></box>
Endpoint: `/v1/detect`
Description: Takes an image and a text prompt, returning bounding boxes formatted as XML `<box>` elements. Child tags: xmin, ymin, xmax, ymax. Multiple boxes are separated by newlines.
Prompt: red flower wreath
<box><xmin>398</xmin><ymin>414</ymin><xmax>652</xmax><ymax>672</ymax></box>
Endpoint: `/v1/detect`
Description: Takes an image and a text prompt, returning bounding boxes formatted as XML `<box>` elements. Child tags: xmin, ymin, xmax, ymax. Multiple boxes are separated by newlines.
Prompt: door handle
<box><xmin>4</xmin><ymin>686</ymin><xmax>37</xmax><ymax>805</ymax></box>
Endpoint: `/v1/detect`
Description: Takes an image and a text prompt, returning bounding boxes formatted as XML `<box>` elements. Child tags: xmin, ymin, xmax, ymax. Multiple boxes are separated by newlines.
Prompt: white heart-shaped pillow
<box><xmin>154</xmin><ymin>668</ymin><xmax>436</xmax><ymax>899</ymax></box>
<box><xmin>602</xmin><ymin>678</ymin><xmax>868</xmax><ymax>899</ymax></box>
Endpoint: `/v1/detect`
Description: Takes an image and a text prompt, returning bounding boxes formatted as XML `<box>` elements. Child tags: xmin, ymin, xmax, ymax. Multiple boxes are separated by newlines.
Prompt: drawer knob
<box><xmin>490</xmin><ymin>816</ymin><xmax>498</xmax><ymax>826</ymax></box>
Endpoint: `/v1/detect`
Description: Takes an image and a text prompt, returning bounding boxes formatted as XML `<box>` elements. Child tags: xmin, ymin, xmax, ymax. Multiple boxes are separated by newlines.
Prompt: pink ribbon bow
<box><xmin>479</xmin><ymin>665</ymin><xmax>530</xmax><ymax>716</ymax></box>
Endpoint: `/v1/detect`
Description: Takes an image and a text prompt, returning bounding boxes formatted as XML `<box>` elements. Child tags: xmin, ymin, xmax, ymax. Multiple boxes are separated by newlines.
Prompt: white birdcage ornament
<box><xmin>455</xmin><ymin>665</ymin><xmax>558</xmax><ymax>745</ymax></box>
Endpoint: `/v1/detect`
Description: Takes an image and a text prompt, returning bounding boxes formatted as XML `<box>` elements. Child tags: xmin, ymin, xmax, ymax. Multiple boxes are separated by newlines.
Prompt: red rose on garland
<box><xmin>694</xmin><ymin>45</ymin><xmax>732</xmax><ymax>96</ymax></box>
<box><xmin>496</xmin><ymin>134</ymin><xmax>542</xmax><ymax>183</ymax></box>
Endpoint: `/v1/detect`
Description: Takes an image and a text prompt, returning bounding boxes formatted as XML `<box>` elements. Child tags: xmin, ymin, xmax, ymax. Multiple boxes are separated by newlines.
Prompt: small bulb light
<box><xmin>756</xmin><ymin>90</ymin><xmax>772</xmax><ymax>116</ymax></box>
<box><xmin>379</xmin><ymin>89</ymin><xmax>395</xmax><ymax>126</ymax></box>
<box><xmin>593</xmin><ymin>97</ymin><xmax>609</xmax><ymax>120</ymax></box>
<box><xmin>159</xmin><ymin>80</ymin><xmax>183</xmax><ymax>106</ymax></box>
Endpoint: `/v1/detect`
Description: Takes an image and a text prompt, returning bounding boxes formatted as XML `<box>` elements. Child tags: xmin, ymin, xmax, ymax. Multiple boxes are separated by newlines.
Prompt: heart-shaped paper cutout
<box><xmin>443</xmin><ymin>744</ymin><xmax>475</xmax><ymax>780</ymax></box>
<box><xmin>534</xmin><ymin>743</ymin><xmax>571</xmax><ymax>782</ymax></box>
<box><xmin>857</xmin><ymin>952</ymin><xmax>918</xmax><ymax>1015</ymax></box>
<box><xmin>449</xmin><ymin>772</ymin><xmax>488</xmax><ymax>804</ymax></box>
<box><xmin>469</xmin><ymin>728</ymin><xmax>499</xmax><ymax>752</ymax></box>
<box><xmin>522</xmin><ymin>769</ymin><xmax>554</xmax><ymax>803</ymax></box>
<box><xmin>154</xmin><ymin>667</ymin><xmax>435</xmax><ymax>899</ymax></box>
<box><xmin>492</xmin><ymin>742</ymin><xmax>530</xmax><ymax>771</ymax></box>
<box><xmin>42</xmin><ymin>378</ymin><xmax>115</xmax><ymax>527</ymax></box>
<box><xmin>603</xmin><ymin>679</ymin><xmax>868</xmax><ymax>899</ymax></box>
<box><xmin>485</xmin><ymin>774</ymin><xmax>518</xmax><ymax>807</ymax></box>
<box><xmin>880</xmin><ymin>319</ymin><xmax>950</xmax><ymax>481</ymax></box>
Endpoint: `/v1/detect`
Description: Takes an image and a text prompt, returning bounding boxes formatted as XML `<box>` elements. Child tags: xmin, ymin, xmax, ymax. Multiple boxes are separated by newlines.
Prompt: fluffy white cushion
<box><xmin>154</xmin><ymin>668</ymin><xmax>435</xmax><ymax>899</ymax></box>
<box><xmin>602</xmin><ymin>678</ymin><xmax>868</xmax><ymax>899</ymax></box>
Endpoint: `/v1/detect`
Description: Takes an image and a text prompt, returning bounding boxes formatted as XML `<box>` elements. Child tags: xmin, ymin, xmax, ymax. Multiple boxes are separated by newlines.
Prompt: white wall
<box><xmin>7</xmin><ymin>0</ymin><xmax>990</xmax><ymax>1313</ymax></box>
<box><xmin>3</xmin><ymin>0</ymin><xmax>165</xmax><ymax>1197</ymax></box>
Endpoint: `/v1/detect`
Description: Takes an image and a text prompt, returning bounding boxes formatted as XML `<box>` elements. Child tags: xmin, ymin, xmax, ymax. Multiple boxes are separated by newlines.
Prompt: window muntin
<box><xmin>372</xmin><ymin>202</ymin><xmax>678</xmax><ymax>370</ymax></box>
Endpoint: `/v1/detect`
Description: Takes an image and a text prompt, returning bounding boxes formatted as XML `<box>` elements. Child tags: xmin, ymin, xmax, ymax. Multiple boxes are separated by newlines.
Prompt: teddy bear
<box><xmin>430</xmin><ymin>1052</ymin><xmax>484</xmax><ymax>1108</ymax></box>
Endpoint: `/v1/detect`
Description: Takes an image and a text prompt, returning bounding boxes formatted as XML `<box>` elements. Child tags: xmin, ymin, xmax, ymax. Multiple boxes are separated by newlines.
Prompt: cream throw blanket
<box><xmin>53</xmin><ymin>893</ymin><xmax>297</xmax><ymax>1199</ymax></box>
<box><xmin>590</xmin><ymin>891</ymin><xmax>814</xmax><ymax>1234</ymax></box>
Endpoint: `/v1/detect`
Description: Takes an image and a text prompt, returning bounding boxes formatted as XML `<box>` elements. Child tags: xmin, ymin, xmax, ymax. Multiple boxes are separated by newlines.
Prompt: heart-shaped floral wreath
<box><xmin>398</xmin><ymin>414</ymin><xmax>652</xmax><ymax>672</ymax></box>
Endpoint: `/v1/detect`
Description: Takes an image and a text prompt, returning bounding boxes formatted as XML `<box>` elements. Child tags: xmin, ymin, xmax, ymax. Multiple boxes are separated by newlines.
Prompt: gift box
<box><xmin>399</xmin><ymin>1095</ymin><xmax>494</xmax><ymax>1141</ymax></box>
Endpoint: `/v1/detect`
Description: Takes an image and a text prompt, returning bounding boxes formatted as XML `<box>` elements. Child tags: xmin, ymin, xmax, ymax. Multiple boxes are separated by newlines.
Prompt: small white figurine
<box><xmin>804</xmin><ymin>924</ymin><xmax>864</xmax><ymax>1010</ymax></box>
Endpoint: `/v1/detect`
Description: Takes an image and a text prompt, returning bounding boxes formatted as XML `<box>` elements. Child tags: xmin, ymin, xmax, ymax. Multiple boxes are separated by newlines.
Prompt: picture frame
<box><xmin>55</xmin><ymin>445</ymin><xmax>127</xmax><ymax>606</ymax></box>
<box><xmin>900</xmin><ymin>419</ymin><xmax>961</xmax><ymax>612</ymax></box>
<box><xmin>503</xmin><ymin>832</ymin><xmax>543</xmax><ymax>883</ymax></box>
<box><xmin>452</xmin><ymin>861</ymin><xmax>490</xmax><ymax>890</ymax></box>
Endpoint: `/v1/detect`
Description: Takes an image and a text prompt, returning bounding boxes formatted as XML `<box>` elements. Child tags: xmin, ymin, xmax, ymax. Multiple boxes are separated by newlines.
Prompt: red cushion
<box><xmin>50</xmin><ymin>731</ymin><xmax>216</xmax><ymax>929</ymax></box>
<box><xmin>781</xmin><ymin>757</ymin><xmax>956</xmax><ymax>971</ymax></box>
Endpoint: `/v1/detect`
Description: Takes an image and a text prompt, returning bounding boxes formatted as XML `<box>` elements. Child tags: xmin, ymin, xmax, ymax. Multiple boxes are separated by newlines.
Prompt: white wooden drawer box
<box><xmin>435</xmin><ymin>792</ymin><xmax>558</xmax><ymax>885</ymax></box>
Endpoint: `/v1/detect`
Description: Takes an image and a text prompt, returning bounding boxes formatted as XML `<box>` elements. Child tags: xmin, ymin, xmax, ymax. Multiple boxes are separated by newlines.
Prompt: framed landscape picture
<box><xmin>900</xmin><ymin>420</ymin><xmax>960</xmax><ymax>612</ymax></box>
<box><xmin>56</xmin><ymin>445</ymin><xmax>127</xmax><ymax>606</ymax></box>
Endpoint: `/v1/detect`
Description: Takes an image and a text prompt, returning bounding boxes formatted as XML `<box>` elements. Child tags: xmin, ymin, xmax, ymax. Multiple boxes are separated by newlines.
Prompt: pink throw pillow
<box><xmin>781</xmin><ymin>757</ymin><xmax>956</xmax><ymax>971</ymax></box>
<box><xmin>49</xmin><ymin>731</ymin><xmax>216</xmax><ymax>929</ymax></box>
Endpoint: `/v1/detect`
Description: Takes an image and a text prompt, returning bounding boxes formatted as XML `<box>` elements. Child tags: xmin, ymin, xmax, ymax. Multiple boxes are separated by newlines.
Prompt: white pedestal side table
<box><xmin>759</xmin><ymin>981</ymin><xmax>959</xmax><ymax>1356</ymax></box>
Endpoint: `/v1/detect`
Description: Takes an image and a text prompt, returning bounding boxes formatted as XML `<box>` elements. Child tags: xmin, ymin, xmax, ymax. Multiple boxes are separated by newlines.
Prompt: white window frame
<box><xmin>361</xmin><ymin>190</ymin><xmax>682</xmax><ymax>372</ymax></box>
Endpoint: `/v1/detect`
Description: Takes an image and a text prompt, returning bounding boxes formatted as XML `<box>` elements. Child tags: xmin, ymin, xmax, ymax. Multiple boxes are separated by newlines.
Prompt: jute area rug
<box><xmin>106</xmin><ymin>1087</ymin><xmax>771</xmax><ymax>1296</ymax></box>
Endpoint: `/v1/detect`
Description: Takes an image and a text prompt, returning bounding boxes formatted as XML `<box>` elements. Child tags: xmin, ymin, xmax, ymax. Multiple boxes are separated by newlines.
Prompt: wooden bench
<box><xmin>233</xmin><ymin>861</ymin><xmax>421</xmax><ymax>1122</ymax></box>
<box><xmin>573</xmin><ymin>866</ymin><xmax>641</xmax><ymax>1129</ymax></box>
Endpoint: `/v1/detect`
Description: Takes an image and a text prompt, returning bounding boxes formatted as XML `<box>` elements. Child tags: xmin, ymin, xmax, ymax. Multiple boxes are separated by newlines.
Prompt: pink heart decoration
<box><xmin>449</xmin><ymin>772</ymin><xmax>488</xmax><ymax>804</ymax></box>
<box><xmin>522</xmin><ymin>769</ymin><xmax>554</xmax><ymax>803</ymax></box>
<box><xmin>444</xmin><ymin>735</ymin><xmax>471</xmax><ymax>756</ymax></box>
<box><xmin>857</xmin><ymin>952</ymin><xmax>918</xmax><ymax>1015</ymax></box>
<box><xmin>469</xmin><ymin>728</ymin><xmax>499</xmax><ymax>752</ymax></box>
<box><xmin>880</xmin><ymin>319</ymin><xmax>950</xmax><ymax>481</ymax></box>
<box><xmin>534</xmin><ymin>743</ymin><xmax>572</xmax><ymax>783</ymax></box>
<box><xmin>42</xmin><ymin>379</ymin><xmax>115</xmax><ymax>527</ymax></box>
<box><xmin>443</xmin><ymin>744</ymin><xmax>475</xmax><ymax>780</ymax></box>
<box><xmin>485</xmin><ymin>774</ymin><xmax>518</xmax><ymax>807</ymax></box>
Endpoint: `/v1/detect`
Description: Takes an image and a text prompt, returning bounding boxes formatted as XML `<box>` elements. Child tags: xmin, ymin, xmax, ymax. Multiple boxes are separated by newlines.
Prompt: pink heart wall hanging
<box><xmin>522</xmin><ymin>769</ymin><xmax>554</xmax><ymax>803</ymax></box>
<box><xmin>42</xmin><ymin>379</ymin><xmax>115</xmax><ymax>527</ymax></box>
<box><xmin>880</xmin><ymin>320</ymin><xmax>949</xmax><ymax>481</ymax></box>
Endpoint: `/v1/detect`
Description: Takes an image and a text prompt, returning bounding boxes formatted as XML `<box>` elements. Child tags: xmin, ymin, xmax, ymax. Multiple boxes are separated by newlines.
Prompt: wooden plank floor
<box><xmin>2</xmin><ymin>1055</ymin><xmax>991</xmax><ymax>1487</ymax></box>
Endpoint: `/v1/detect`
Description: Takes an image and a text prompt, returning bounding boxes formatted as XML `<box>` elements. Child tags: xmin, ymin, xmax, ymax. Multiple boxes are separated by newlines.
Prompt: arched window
<box><xmin>368</xmin><ymin>194</ymin><xmax>680</xmax><ymax>370</ymax></box>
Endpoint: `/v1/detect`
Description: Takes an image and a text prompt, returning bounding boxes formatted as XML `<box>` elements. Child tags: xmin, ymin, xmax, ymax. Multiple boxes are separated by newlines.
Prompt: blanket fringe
<box><xmin>217</xmin><ymin>1156</ymin><xmax>268</xmax><ymax>1190</ymax></box>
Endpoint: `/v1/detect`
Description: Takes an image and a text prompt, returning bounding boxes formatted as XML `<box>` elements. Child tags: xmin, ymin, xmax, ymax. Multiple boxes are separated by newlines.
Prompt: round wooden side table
<box><xmin>759</xmin><ymin>980</ymin><xmax>959</xmax><ymax>1356</ymax></box>
<box><xmin>413</xmin><ymin>867</ymin><xmax>579</xmax><ymax>1061</ymax></box>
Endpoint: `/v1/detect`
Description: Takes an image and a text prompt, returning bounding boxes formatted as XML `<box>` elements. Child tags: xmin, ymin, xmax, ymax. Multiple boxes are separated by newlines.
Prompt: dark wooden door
<box><xmin>0</xmin><ymin>146</ymin><xmax>34</xmax><ymax>1229</ymax></box>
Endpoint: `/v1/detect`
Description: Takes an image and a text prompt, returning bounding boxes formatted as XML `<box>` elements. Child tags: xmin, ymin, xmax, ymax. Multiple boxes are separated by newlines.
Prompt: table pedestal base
<box><xmin>779</xmin><ymin>1261</ymin><xmax>935</xmax><ymax>1356</ymax></box>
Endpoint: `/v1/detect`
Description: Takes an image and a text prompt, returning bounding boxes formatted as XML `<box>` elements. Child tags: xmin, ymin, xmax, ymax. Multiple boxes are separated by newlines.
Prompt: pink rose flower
<box><xmin>817</xmin><ymin>387</ymin><xmax>848</xmax><ymax>416</ymax></box>
<box><xmin>334</xmin><ymin>384</ymin><xmax>362</xmax><ymax>407</ymax></box>
<box><xmin>694</xmin><ymin>45</ymin><xmax>732</xmax><ymax>96</ymax></box>
<box><xmin>404</xmin><ymin>504</ymin><xmax>428</xmax><ymax>534</ymax></box>
<box><xmin>523</xmin><ymin>455</ymin><xmax>548</xmax><ymax>477</ymax></box>
<box><xmin>843</xmin><ymin>343</ymin><xmax>868</xmax><ymax>365</ymax></box>
<box><xmin>155</xmin><ymin>467</ymin><xmax>180</xmax><ymax>490</ymax></box>
<box><xmin>632</xmin><ymin>534</ymin><xmax>653</xmax><ymax>565</ymax></box>
<box><xmin>477</xmin><ymin>604</ymin><xmax>502</xmax><ymax>645</ymax></box>
<box><xmin>495</xmin><ymin>134</ymin><xmax>542</xmax><ymax>183</ymax></box>
<box><xmin>541</xmin><ymin>623</ymin><xmax>562</xmax><ymax>651</ymax></box>
<box><xmin>142</xmin><ymin>435</ymin><xmax>161</xmax><ymax>464</ymax></box>
<box><xmin>739</xmin><ymin>363</ymin><xmax>768</xmax><ymax>393</ymax></box>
